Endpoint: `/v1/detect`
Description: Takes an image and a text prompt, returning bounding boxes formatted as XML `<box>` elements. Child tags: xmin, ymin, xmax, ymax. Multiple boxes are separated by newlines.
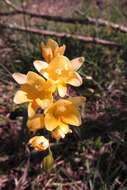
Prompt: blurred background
<box><xmin>0</xmin><ymin>0</ymin><xmax>127</xmax><ymax>189</ymax></box>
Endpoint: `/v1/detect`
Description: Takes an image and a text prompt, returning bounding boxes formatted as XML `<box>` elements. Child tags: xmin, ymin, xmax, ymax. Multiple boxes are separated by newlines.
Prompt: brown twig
<box><xmin>0</xmin><ymin>23</ymin><xmax>121</xmax><ymax>48</ymax></box>
<box><xmin>47</xmin><ymin>181</ymin><xmax>82</xmax><ymax>188</ymax></box>
<box><xmin>14</xmin><ymin>158</ymin><xmax>30</xmax><ymax>190</ymax></box>
<box><xmin>0</xmin><ymin>62</ymin><xmax>13</xmax><ymax>77</ymax></box>
<box><xmin>2</xmin><ymin>0</ymin><xmax>127</xmax><ymax>33</ymax></box>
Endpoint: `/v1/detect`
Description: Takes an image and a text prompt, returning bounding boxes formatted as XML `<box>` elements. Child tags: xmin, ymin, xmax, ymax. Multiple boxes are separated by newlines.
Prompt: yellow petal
<box><xmin>46</xmin><ymin>80</ymin><xmax>56</xmax><ymax>92</ymax></box>
<box><xmin>69</xmin><ymin>96</ymin><xmax>86</xmax><ymax>107</ymax></box>
<box><xmin>59</xmin><ymin>45</ymin><xmax>66</xmax><ymax>55</ymax></box>
<box><xmin>54</xmin><ymin>45</ymin><xmax>66</xmax><ymax>56</ymax></box>
<box><xmin>41</xmin><ymin>71</ymin><xmax>49</xmax><ymax>79</ymax></box>
<box><xmin>28</xmin><ymin>102</ymin><xmax>37</xmax><ymax>118</ymax></box>
<box><xmin>27</xmin><ymin>71</ymin><xmax>45</xmax><ymax>84</ymax></box>
<box><xmin>12</xmin><ymin>73</ymin><xmax>27</xmax><ymax>84</ymax></box>
<box><xmin>33</xmin><ymin>60</ymin><xmax>48</xmax><ymax>73</ymax></box>
<box><xmin>27</xmin><ymin>114</ymin><xmax>44</xmax><ymax>132</ymax></box>
<box><xmin>59</xmin><ymin>122</ymin><xmax>72</xmax><ymax>134</ymax></box>
<box><xmin>71</xmin><ymin>57</ymin><xmax>84</xmax><ymax>71</ymax></box>
<box><xmin>67</xmin><ymin>72</ymin><xmax>82</xmax><ymax>87</ymax></box>
<box><xmin>48</xmin><ymin>55</ymin><xmax>71</xmax><ymax>74</ymax></box>
<box><xmin>57</xmin><ymin>83</ymin><xmax>67</xmax><ymax>97</ymax></box>
<box><xmin>42</xmin><ymin>46</ymin><xmax>53</xmax><ymax>62</ymax></box>
<box><xmin>47</xmin><ymin>39</ymin><xmax>58</xmax><ymax>50</ymax></box>
<box><xmin>36</xmin><ymin>98</ymin><xmax>52</xmax><ymax>109</ymax></box>
<box><xmin>52</xmin><ymin>123</ymin><xmax>71</xmax><ymax>141</ymax></box>
<box><xmin>14</xmin><ymin>90</ymin><xmax>28</xmax><ymax>104</ymax></box>
<box><xmin>61</xmin><ymin>111</ymin><xmax>81</xmax><ymax>126</ymax></box>
<box><xmin>28</xmin><ymin>136</ymin><xmax>49</xmax><ymax>151</ymax></box>
<box><xmin>41</xmin><ymin>39</ymin><xmax>58</xmax><ymax>62</ymax></box>
<box><xmin>44</xmin><ymin>113</ymin><xmax>58</xmax><ymax>131</ymax></box>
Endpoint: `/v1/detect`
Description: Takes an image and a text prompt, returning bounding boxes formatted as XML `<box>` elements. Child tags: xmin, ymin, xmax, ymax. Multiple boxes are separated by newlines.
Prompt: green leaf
<box><xmin>95</xmin><ymin>137</ymin><xmax>103</xmax><ymax>149</ymax></box>
<box><xmin>73</xmin><ymin>127</ymin><xmax>82</xmax><ymax>139</ymax></box>
<box><xmin>42</xmin><ymin>150</ymin><xmax>54</xmax><ymax>171</ymax></box>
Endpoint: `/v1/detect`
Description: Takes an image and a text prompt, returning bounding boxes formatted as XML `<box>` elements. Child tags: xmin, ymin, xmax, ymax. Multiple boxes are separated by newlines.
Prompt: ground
<box><xmin>1</xmin><ymin>0</ymin><xmax>127</xmax><ymax>190</ymax></box>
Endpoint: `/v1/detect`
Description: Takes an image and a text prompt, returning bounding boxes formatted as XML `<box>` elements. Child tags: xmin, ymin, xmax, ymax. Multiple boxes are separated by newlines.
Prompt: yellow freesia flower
<box><xmin>34</xmin><ymin>55</ymin><xmax>84</xmax><ymax>97</ymax></box>
<box><xmin>27</xmin><ymin>114</ymin><xmax>44</xmax><ymax>132</ymax></box>
<box><xmin>28</xmin><ymin>136</ymin><xmax>49</xmax><ymax>151</ymax></box>
<box><xmin>52</xmin><ymin>124</ymin><xmax>72</xmax><ymax>141</ymax></box>
<box><xmin>12</xmin><ymin>71</ymin><xmax>56</xmax><ymax>117</ymax></box>
<box><xmin>44</xmin><ymin>97</ymin><xmax>85</xmax><ymax>132</ymax></box>
<box><xmin>41</xmin><ymin>39</ymin><xmax>66</xmax><ymax>63</ymax></box>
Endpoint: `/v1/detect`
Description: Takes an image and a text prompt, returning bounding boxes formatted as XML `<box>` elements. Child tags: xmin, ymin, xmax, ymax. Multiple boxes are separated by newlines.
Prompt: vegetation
<box><xmin>0</xmin><ymin>0</ymin><xmax>127</xmax><ymax>189</ymax></box>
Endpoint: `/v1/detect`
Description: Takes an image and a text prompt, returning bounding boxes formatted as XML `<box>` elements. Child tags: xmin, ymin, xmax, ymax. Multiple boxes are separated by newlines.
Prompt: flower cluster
<box><xmin>13</xmin><ymin>39</ymin><xmax>86</xmax><ymax>153</ymax></box>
